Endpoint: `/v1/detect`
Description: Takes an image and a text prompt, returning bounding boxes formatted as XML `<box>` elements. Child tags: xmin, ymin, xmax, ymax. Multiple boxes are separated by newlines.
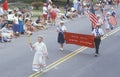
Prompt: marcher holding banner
<box><xmin>57</xmin><ymin>21</ymin><xmax>67</xmax><ymax>51</ymax></box>
<box><xmin>92</xmin><ymin>23</ymin><xmax>104</xmax><ymax>57</ymax></box>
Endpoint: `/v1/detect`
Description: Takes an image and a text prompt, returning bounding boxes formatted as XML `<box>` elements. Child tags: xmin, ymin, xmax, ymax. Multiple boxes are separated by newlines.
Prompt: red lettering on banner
<box><xmin>64</xmin><ymin>32</ymin><xmax>95</xmax><ymax>48</ymax></box>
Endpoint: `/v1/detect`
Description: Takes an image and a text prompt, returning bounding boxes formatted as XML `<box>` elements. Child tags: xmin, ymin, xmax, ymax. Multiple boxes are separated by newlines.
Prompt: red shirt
<box><xmin>2</xmin><ymin>1</ymin><xmax>8</xmax><ymax>11</ymax></box>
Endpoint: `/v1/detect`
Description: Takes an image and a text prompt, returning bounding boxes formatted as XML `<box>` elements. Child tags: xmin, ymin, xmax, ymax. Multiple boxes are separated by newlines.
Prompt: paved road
<box><xmin>38</xmin><ymin>28</ymin><xmax>120</xmax><ymax>77</ymax></box>
<box><xmin>0</xmin><ymin>6</ymin><xmax>120</xmax><ymax>77</ymax></box>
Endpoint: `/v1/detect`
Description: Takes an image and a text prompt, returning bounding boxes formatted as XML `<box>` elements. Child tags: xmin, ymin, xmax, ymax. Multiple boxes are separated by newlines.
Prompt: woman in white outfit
<box><xmin>29</xmin><ymin>35</ymin><xmax>48</xmax><ymax>72</ymax></box>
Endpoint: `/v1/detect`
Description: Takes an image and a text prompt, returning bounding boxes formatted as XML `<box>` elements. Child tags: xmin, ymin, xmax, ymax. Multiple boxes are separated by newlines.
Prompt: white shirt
<box><xmin>73</xmin><ymin>0</ymin><xmax>78</xmax><ymax>3</ymax></box>
<box><xmin>57</xmin><ymin>25</ymin><xmax>67</xmax><ymax>32</ymax></box>
<box><xmin>92</xmin><ymin>28</ymin><xmax>104</xmax><ymax>37</ymax></box>
<box><xmin>7</xmin><ymin>14</ymin><xmax>14</xmax><ymax>21</ymax></box>
<box><xmin>33</xmin><ymin>42</ymin><xmax>48</xmax><ymax>56</ymax></box>
<box><xmin>43</xmin><ymin>6</ymin><xmax>47</xmax><ymax>14</ymax></box>
<box><xmin>48</xmin><ymin>4</ymin><xmax>52</xmax><ymax>10</ymax></box>
<box><xmin>13</xmin><ymin>16</ymin><xmax>19</xmax><ymax>24</ymax></box>
<box><xmin>1</xmin><ymin>27</ymin><xmax>9</xmax><ymax>33</ymax></box>
<box><xmin>56</xmin><ymin>8</ymin><xmax>61</xmax><ymax>13</ymax></box>
<box><xmin>19</xmin><ymin>17</ymin><xmax>23</xmax><ymax>21</ymax></box>
<box><xmin>0</xmin><ymin>7</ymin><xmax>4</xmax><ymax>15</ymax></box>
<box><xmin>98</xmin><ymin>18</ymin><xmax>103</xmax><ymax>25</ymax></box>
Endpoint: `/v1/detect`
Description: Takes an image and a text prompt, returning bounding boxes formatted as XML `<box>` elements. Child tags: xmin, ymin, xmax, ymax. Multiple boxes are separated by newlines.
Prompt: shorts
<box><xmin>2</xmin><ymin>33</ymin><xmax>11</xmax><ymax>38</ymax></box>
<box><xmin>43</xmin><ymin>14</ymin><xmax>47</xmax><ymax>20</ymax></box>
<box><xmin>8</xmin><ymin>21</ymin><xmax>13</xmax><ymax>24</ymax></box>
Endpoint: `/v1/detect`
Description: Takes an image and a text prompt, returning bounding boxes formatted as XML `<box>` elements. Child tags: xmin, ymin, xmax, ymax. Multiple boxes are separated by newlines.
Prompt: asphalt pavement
<box><xmin>0</xmin><ymin>5</ymin><xmax>120</xmax><ymax>77</ymax></box>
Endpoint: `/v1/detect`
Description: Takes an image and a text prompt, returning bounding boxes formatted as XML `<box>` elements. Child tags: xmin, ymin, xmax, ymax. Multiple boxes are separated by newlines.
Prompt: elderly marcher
<box><xmin>29</xmin><ymin>35</ymin><xmax>48</xmax><ymax>72</ymax></box>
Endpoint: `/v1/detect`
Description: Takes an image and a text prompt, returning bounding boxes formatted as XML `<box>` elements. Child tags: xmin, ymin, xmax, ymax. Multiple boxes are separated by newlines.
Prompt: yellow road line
<box><xmin>35</xmin><ymin>47</ymin><xmax>87</xmax><ymax>77</ymax></box>
<box><xmin>29</xmin><ymin>47</ymin><xmax>85</xmax><ymax>77</ymax></box>
<box><xmin>29</xmin><ymin>26</ymin><xmax>120</xmax><ymax>77</ymax></box>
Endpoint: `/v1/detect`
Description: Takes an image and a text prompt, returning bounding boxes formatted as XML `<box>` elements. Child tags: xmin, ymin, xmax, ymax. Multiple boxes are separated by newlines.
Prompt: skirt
<box><xmin>51</xmin><ymin>13</ymin><xmax>57</xmax><ymax>19</ymax></box>
<box><xmin>58</xmin><ymin>32</ymin><xmax>65</xmax><ymax>44</ymax></box>
<box><xmin>12</xmin><ymin>24</ymin><xmax>18</xmax><ymax>33</ymax></box>
<box><xmin>32</xmin><ymin>52</ymin><xmax>44</xmax><ymax>71</ymax></box>
<box><xmin>43</xmin><ymin>14</ymin><xmax>47</xmax><ymax>20</ymax></box>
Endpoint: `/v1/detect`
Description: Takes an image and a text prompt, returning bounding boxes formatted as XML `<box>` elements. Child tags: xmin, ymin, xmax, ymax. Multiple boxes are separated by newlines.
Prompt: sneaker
<box><xmin>94</xmin><ymin>53</ymin><xmax>98</xmax><ymax>57</ymax></box>
<box><xmin>32</xmin><ymin>68</ymin><xmax>39</xmax><ymax>72</ymax></box>
<box><xmin>60</xmin><ymin>48</ymin><xmax>63</xmax><ymax>51</ymax></box>
<box><xmin>40</xmin><ymin>68</ymin><xmax>43</xmax><ymax>72</ymax></box>
<box><xmin>106</xmin><ymin>34</ymin><xmax>109</xmax><ymax>37</ymax></box>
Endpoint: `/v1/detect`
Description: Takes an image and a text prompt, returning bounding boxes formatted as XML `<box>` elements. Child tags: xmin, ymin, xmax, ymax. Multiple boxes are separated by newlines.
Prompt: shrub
<box><xmin>31</xmin><ymin>1</ymin><xmax>43</xmax><ymax>10</ymax></box>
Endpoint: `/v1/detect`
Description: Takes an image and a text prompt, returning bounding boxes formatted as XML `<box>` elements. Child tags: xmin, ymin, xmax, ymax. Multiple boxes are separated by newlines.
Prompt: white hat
<box><xmin>97</xmin><ymin>14</ymin><xmax>100</xmax><ymax>17</ymax></box>
<box><xmin>111</xmin><ymin>7</ymin><xmax>114</xmax><ymax>10</ymax></box>
<box><xmin>38</xmin><ymin>35</ymin><xmax>43</xmax><ymax>38</ymax></box>
<box><xmin>107</xmin><ymin>12</ymin><xmax>111</xmax><ymax>15</ymax></box>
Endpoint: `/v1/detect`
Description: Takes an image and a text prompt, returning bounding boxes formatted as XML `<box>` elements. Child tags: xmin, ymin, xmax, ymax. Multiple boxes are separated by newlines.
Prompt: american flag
<box><xmin>89</xmin><ymin>13</ymin><xmax>98</xmax><ymax>28</ymax></box>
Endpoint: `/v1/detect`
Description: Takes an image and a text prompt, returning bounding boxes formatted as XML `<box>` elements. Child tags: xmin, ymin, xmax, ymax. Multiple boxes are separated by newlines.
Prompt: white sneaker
<box><xmin>40</xmin><ymin>69</ymin><xmax>43</xmax><ymax>72</ymax></box>
<box><xmin>60</xmin><ymin>48</ymin><xmax>63</xmax><ymax>51</ymax></box>
<box><xmin>32</xmin><ymin>69</ymin><xmax>39</xmax><ymax>72</ymax></box>
<box><xmin>106</xmin><ymin>34</ymin><xmax>109</xmax><ymax>37</ymax></box>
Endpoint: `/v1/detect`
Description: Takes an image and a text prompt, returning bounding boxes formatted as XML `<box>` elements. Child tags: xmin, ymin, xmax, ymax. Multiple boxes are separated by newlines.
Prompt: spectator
<box><xmin>1</xmin><ymin>23</ymin><xmax>13</xmax><ymax>42</ymax></box>
<box><xmin>0</xmin><ymin>15</ymin><xmax>3</xmax><ymax>28</ymax></box>
<box><xmin>18</xmin><ymin>14</ymin><xmax>24</xmax><ymax>34</ymax></box>
<box><xmin>50</xmin><ymin>5</ymin><xmax>57</xmax><ymax>26</ymax></box>
<box><xmin>7</xmin><ymin>11</ymin><xmax>14</xmax><ymax>25</ymax></box>
<box><xmin>24</xmin><ymin>19</ymin><xmax>35</xmax><ymax>35</ymax></box>
<box><xmin>0</xmin><ymin>4</ymin><xmax>4</xmax><ymax>15</ymax></box>
<box><xmin>12</xmin><ymin>13</ymin><xmax>19</xmax><ymax>37</ymax></box>
<box><xmin>42</xmin><ymin>3</ymin><xmax>48</xmax><ymax>26</ymax></box>
<box><xmin>33</xmin><ymin>16</ymin><xmax>47</xmax><ymax>30</ymax></box>
<box><xmin>48</xmin><ymin>1</ymin><xmax>53</xmax><ymax>23</ymax></box>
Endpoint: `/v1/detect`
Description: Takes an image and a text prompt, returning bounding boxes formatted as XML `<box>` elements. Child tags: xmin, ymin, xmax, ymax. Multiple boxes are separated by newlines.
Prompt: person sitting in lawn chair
<box><xmin>0</xmin><ymin>23</ymin><xmax>13</xmax><ymax>42</ymax></box>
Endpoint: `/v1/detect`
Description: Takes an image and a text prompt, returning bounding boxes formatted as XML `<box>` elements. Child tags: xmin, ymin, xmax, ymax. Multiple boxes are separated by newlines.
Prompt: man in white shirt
<box><xmin>7</xmin><ymin>11</ymin><xmax>14</xmax><ymax>24</ymax></box>
<box><xmin>92</xmin><ymin>23</ymin><xmax>104</xmax><ymax>56</ymax></box>
<box><xmin>1</xmin><ymin>23</ymin><xmax>13</xmax><ymax>42</ymax></box>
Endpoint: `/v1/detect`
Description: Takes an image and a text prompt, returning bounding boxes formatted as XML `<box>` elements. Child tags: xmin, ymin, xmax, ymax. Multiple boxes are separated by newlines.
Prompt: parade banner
<box><xmin>64</xmin><ymin>32</ymin><xmax>95</xmax><ymax>48</ymax></box>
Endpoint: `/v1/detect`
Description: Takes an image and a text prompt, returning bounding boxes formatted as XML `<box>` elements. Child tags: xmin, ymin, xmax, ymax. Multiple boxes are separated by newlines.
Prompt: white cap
<box><xmin>38</xmin><ymin>35</ymin><xmax>43</xmax><ymax>38</ymax></box>
<box><xmin>107</xmin><ymin>12</ymin><xmax>111</xmax><ymax>15</ymax></box>
<box><xmin>97</xmin><ymin>14</ymin><xmax>100</xmax><ymax>17</ymax></box>
<box><xmin>111</xmin><ymin>7</ymin><xmax>114</xmax><ymax>10</ymax></box>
